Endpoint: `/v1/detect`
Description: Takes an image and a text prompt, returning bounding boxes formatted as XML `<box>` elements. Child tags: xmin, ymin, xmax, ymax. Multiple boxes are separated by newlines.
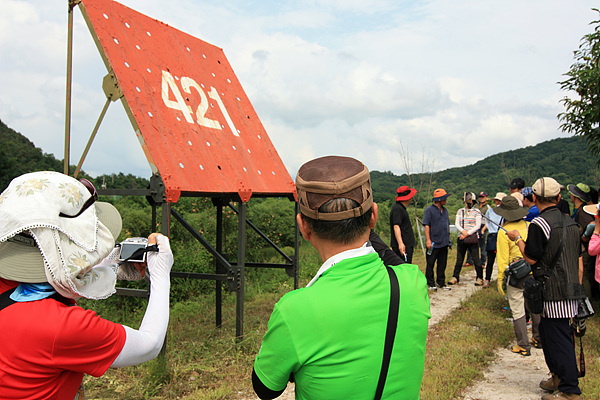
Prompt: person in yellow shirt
<box><xmin>495</xmin><ymin>195</ymin><xmax>541</xmax><ymax>356</ymax></box>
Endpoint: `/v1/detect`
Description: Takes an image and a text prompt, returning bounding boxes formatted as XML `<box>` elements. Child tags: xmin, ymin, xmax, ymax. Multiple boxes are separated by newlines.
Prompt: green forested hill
<box><xmin>0</xmin><ymin>119</ymin><xmax>64</xmax><ymax>190</ymax></box>
<box><xmin>371</xmin><ymin>136</ymin><xmax>599</xmax><ymax>213</ymax></box>
<box><xmin>2</xmin><ymin>118</ymin><xmax>599</xmax><ymax>214</ymax></box>
<box><xmin>0</xmin><ymin>119</ymin><xmax>149</xmax><ymax>192</ymax></box>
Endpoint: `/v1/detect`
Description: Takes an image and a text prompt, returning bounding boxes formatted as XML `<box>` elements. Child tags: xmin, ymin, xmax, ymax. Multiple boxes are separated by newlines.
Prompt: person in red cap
<box><xmin>389</xmin><ymin>186</ymin><xmax>417</xmax><ymax>263</ymax></box>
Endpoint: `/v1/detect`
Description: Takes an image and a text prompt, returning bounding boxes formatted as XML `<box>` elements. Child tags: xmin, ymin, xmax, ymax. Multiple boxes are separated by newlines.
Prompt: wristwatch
<box><xmin>514</xmin><ymin>236</ymin><xmax>523</xmax><ymax>245</ymax></box>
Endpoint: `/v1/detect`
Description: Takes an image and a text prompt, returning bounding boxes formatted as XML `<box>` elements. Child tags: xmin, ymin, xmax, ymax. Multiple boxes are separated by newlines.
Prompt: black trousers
<box><xmin>452</xmin><ymin>239</ymin><xmax>482</xmax><ymax>281</ymax></box>
<box><xmin>484</xmin><ymin>233</ymin><xmax>498</xmax><ymax>281</ymax></box>
<box><xmin>425</xmin><ymin>246</ymin><xmax>448</xmax><ymax>287</ymax></box>
<box><xmin>539</xmin><ymin>317</ymin><xmax>581</xmax><ymax>395</ymax></box>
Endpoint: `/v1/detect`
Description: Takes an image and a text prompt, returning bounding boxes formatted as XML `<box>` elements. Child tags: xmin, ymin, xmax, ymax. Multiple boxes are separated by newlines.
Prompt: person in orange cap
<box><xmin>423</xmin><ymin>188</ymin><xmax>452</xmax><ymax>291</ymax></box>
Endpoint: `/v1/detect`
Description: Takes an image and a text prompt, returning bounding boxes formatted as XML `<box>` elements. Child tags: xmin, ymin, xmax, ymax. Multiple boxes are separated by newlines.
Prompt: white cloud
<box><xmin>0</xmin><ymin>0</ymin><xmax>597</xmax><ymax>182</ymax></box>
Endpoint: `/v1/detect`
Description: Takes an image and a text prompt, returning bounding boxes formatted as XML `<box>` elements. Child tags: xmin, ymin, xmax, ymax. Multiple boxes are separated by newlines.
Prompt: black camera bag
<box><xmin>523</xmin><ymin>277</ymin><xmax>544</xmax><ymax>314</ymax></box>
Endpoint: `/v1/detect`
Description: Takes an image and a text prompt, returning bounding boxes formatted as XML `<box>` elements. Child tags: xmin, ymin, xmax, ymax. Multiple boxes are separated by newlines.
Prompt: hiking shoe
<box><xmin>428</xmin><ymin>286</ymin><xmax>438</xmax><ymax>291</ymax></box>
<box><xmin>511</xmin><ymin>345</ymin><xmax>530</xmax><ymax>356</ymax></box>
<box><xmin>482</xmin><ymin>280</ymin><xmax>490</xmax><ymax>288</ymax></box>
<box><xmin>474</xmin><ymin>278</ymin><xmax>484</xmax><ymax>286</ymax></box>
<box><xmin>438</xmin><ymin>285</ymin><xmax>452</xmax><ymax>290</ymax></box>
<box><xmin>541</xmin><ymin>392</ymin><xmax>581</xmax><ymax>400</ymax></box>
<box><xmin>540</xmin><ymin>373</ymin><xmax>560</xmax><ymax>392</ymax></box>
<box><xmin>448</xmin><ymin>277</ymin><xmax>458</xmax><ymax>285</ymax></box>
<box><xmin>531</xmin><ymin>337</ymin><xmax>543</xmax><ymax>349</ymax></box>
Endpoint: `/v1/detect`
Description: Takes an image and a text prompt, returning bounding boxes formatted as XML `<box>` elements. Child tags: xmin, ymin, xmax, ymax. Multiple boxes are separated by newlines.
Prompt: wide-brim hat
<box><xmin>492</xmin><ymin>192</ymin><xmax>507</xmax><ymax>201</ymax></box>
<box><xmin>396</xmin><ymin>186</ymin><xmax>417</xmax><ymax>202</ymax></box>
<box><xmin>0</xmin><ymin>171</ymin><xmax>123</xmax><ymax>298</ymax></box>
<box><xmin>432</xmin><ymin>188</ymin><xmax>450</xmax><ymax>202</ymax></box>
<box><xmin>511</xmin><ymin>192</ymin><xmax>524</xmax><ymax>206</ymax></box>
<box><xmin>568</xmin><ymin>183</ymin><xmax>591</xmax><ymax>203</ymax></box>
<box><xmin>0</xmin><ymin>202</ymin><xmax>121</xmax><ymax>283</ymax></box>
<box><xmin>493</xmin><ymin>195</ymin><xmax>529</xmax><ymax>222</ymax></box>
<box><xmin>583</xmin><ymin>203</ymin><xmax>599</xmax><ymax>216</ymax></box>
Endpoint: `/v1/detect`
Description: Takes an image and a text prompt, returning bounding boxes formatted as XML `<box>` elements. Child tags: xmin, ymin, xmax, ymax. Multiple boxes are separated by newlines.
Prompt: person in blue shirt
<box><xmin>481</xmin><ymin>192</ymin><xmax>506</xmax><ymax>288</ymax></box>
<box><xmin>522</xmin><ymin>187</ymin><xmax>540</xmax><ymax>222</ymax></box>
<box><xmin>423</xmin><ymin>189</ymin><xmax>452</xmax><ymax>290</ymax></box>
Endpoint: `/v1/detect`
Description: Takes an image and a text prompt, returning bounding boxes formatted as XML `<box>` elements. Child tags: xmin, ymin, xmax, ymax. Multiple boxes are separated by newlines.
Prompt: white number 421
<box><xmin>161</xmin><ymin>70</ymin><xmax>239</xmax><ymax>137</ymax></box>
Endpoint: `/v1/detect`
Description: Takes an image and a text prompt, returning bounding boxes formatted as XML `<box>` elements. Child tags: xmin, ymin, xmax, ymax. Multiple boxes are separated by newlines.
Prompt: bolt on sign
<box><xmin>79</xmin><ymin>0</ymin><xmax>296</xmax><ymax>203</ymax></box>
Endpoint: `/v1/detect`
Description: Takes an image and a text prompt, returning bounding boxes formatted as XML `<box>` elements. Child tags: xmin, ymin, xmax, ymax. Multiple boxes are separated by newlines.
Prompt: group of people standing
<box><xmin>1</xmin><ymin>161</ymin><xmax>597</xmax><ymax>400</ymax></box>
<box><xmin>389</xmin><ymin>176</ymin><xmax>596</xmax><ymax>400</ymax></box>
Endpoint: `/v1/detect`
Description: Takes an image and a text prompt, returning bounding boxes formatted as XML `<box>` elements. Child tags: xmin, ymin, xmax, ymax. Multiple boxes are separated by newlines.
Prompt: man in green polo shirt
<box><xmin>252</xmin><ymin>156</ymin><xmax>431</xmax><ymax>400</ymax></box>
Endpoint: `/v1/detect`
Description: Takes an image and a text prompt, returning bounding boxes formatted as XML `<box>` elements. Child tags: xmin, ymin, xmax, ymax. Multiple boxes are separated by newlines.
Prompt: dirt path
<box><xmin>449</xmin><ymin>272</ymin><xmax>550</xmax><ymax>400</ymax></box>
<box><xmin>240</xmin><ymin>268</ymin><xmax>550</xmax><ymax>400</ymax></box>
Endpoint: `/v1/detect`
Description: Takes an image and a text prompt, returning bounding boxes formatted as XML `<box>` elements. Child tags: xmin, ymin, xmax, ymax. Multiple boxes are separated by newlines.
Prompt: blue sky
<box><xmin>0</xmin><ymin>0</ymin><xmax>596</xmax><ymax>179</ymax></box>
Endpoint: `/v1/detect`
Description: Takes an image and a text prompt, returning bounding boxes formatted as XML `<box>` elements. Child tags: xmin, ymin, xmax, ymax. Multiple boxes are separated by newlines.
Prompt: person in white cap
<box><xmin>507</xmin><ymin>177</ymin><xmax>586</xmax><ymax>400</ymax></box>
<box><xmin>0</xmin><ymin>171</ymin><xmax>173</xmax><ymax>399</ymax></box>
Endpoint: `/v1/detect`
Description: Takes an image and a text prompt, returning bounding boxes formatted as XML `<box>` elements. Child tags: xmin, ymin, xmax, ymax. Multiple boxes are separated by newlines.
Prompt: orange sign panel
<box><xmin>79</xmin><ymin>0</ymin><xmax>296</xmax><ymax>202</ymax></box>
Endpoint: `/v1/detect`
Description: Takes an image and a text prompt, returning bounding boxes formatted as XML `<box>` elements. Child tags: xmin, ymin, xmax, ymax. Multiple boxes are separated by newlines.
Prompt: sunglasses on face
<box><xmin>59</xmin><ymin>178</ymin><xmax>98</xmax><ymax>218</ymax></box>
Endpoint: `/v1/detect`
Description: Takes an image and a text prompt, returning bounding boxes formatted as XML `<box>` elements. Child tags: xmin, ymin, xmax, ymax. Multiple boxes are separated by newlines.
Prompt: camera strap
<box><xmin>572</xmin><ymin>331</ymin><xmax>586</xmax><ymax>378</ymax></box>
<box><xmin>374</xmin><ymin>266</ymin><xmax>400</xmax><ymax>400</ymax></box>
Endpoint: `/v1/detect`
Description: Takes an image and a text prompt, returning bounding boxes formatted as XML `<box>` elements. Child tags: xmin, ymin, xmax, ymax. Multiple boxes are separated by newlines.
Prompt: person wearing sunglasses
<box><xmin>0</xmin><ymin>171</ymin><xmax>174</xmax><ymax>400</ymax></box>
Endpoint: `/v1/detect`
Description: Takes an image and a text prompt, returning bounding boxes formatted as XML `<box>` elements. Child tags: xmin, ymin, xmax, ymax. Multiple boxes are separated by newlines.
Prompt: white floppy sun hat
<box><xmin>0</xmin><ymin>171</ymin><xmax>122</xmax><ymax>299</ymax></box>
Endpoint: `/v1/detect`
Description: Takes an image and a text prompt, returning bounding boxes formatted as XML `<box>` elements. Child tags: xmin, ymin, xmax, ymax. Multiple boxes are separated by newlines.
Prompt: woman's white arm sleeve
<box><xmin>455</xmin><ymin>210</ymin><xmax>464</xmax><ymax>232</ymax></box>
<box><xmin>111</xmin><ymin>234</ymin><xmax>173</xmax><ymax>367</ymax></box>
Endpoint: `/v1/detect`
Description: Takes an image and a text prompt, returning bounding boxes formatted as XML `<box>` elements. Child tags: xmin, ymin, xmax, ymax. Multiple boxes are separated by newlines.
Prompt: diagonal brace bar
<box><xmin>227</xmin><ymin>202</ymin><xmax>293</xmax><ymax>264</ymax></box>
<box><xmin>170</xmin><ymin>208</ymin><xmax>234</xmax><ymax>273</ymax></box>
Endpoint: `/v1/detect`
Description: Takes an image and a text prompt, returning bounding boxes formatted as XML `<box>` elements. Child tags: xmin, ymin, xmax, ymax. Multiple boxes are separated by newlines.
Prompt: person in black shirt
<box><xmin>389</xmin><ymin>186</ymin><xmax>417</xmax><ymax>263</ymax></box>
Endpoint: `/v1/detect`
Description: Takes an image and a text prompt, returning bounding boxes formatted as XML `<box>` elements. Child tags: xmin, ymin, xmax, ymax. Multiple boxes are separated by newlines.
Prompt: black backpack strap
<box><xmin>374</xmin><ymin>266</ymin><xmax>400</xmax><ymax>400</ymax></box>
<box><xmin>0</xmin><ymin>288</ymin><xmax>17</xmax><ymax>312</ymax></box>
<box><xmin>0</xmin><ymin>287</ymin><xmax>72</xmax><ymax>311</ymax></box>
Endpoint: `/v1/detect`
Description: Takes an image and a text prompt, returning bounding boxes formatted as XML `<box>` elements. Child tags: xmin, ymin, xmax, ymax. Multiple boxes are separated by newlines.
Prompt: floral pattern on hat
<box><xmin>59</xmin><ymin>183</ymin><xmax>85</xmax><ymax>207</ymax></box>
<box><xmin>16</xmin><ymin>178</ymin><xmax>49</xmax><ymax>197</ymax></box>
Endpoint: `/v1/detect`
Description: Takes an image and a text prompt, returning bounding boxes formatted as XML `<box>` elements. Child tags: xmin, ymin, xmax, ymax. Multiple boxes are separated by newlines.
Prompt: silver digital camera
<box><xmin>118</xmin><ymin>237</ymin><xmax>149</xmax><ymax>263</ymax></box>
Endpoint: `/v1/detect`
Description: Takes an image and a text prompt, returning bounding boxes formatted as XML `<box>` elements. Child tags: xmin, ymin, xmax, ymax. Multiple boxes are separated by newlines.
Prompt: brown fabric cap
<box><xmin>296</xmin><ymin>156</ymin><xmax>373</xmax><ymax>221</ymax></box>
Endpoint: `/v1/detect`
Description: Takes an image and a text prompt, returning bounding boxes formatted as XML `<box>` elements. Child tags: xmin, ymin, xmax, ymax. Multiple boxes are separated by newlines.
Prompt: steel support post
<box><xmin>215</xmin><ymin>201</ymin><xmax>223</xmax><ymax>328</ymax></box>
<box><xmin>235</xmin><ymin>202</ymin><xmax>247</xmax><ymax>339</ymax></box>
<box><xmin>64</xmin><ymin>0</ymin><xmax>76</xmax><ymax>174</ymax></box>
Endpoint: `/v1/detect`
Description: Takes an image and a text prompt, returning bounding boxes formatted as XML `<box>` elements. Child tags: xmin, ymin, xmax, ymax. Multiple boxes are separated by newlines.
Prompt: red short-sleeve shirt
<box><xmin>0</xmin><ymin>278</ymin><xmax>126</xmax><ymax>400</ymax></box>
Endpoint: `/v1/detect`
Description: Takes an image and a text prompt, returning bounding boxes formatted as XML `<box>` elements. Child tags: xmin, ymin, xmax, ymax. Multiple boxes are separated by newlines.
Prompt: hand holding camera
<box><xmin>116</xmin><ymin>234</ymin><xmax>172</xmax><ymax>281</ymax></box>
<box><xmin>145</xmin><ymin>233</ymin><xmax>173</xmax><ymax>281</ymax></box>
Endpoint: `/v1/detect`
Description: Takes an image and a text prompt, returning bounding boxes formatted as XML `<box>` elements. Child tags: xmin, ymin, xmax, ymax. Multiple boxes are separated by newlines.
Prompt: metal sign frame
<box><xmin>63</xmin><ymin>0</ymin><xmax>299</xmax><ymax>339</ymax></box>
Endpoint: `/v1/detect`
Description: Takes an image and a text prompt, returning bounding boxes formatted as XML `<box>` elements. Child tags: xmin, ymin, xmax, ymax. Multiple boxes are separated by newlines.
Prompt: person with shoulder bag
<box><xmin>507</xmin><ymin>177</ymin><xmax>586</xmax><ymax>400</ymax></box>
<box><xmin>495</xmin><ymin>195</ymin><xmax>541</xmax><ymax>356</ymax></box>
<box><xmin>448</xmin><ymin>192</ymin><xmax>483</xmax><ymax>286</ymax></box>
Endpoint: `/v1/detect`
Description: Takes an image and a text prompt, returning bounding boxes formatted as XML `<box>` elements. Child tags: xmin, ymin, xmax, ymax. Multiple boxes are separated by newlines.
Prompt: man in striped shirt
<box><xmin>507</xmin><ymin>177</ymin><xmax>586</xmax><ymax>400</ymax></box>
